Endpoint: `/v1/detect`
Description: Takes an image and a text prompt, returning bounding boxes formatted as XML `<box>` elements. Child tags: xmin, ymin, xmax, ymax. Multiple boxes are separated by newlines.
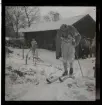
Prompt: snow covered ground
<box><xmin>5</xmin><ymin>47</ymin><xmax>96</xmax><ymax>101</ymax></box>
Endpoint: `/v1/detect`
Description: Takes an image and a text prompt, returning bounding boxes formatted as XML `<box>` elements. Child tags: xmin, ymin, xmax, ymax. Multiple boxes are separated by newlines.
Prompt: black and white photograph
<box><xmin>5</xmin><ymin>6</ymin><xmax>97</xmax><ymax>101</ymax></box>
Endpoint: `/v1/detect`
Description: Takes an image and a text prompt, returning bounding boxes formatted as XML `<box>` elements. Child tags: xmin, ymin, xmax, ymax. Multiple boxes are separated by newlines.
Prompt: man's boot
<box><xmin>69</xmin><ymin>68</ymin><xmax>73</xmax><ymax>76</ymax></box>
<box><xmin>62</xmin><ymin>62</ymin><xmax>68</xmax><ymax>76</ymax></box>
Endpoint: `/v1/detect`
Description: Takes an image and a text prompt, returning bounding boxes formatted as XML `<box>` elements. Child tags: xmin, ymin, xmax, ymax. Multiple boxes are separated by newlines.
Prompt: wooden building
<box><xmin>19</xmin><ymin>14</ymin><xmax>96</xmax><ymax>58</ymax></box>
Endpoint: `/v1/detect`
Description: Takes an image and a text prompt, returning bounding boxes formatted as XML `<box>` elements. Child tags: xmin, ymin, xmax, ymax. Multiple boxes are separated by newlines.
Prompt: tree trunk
<box><xmin>25</xmin><ymin>54</ymin><xmax>28</xmax><ymax>65</ymax></box>
<box><xmin>22</xmin><ymin>41</ymin><xmax>25</xmax><ymax>59</ymax></box>
<box><xmin>16</xmin><ymin>21</ymin><xmax>19</xmax><ymax>38</ymax></box>
<box><xmin>22</xmin><ymin>48</ymin><xmax>24</xmax><ymax>59</ymax></box>
<box><xmin>24</xmin><ymin>7</ymin><xmax>30</xmax><ymax>27</ymax></box>
<box><xmin>16</xmin><ymin>30</ymin><xmax>18</xmax><ymax>38</ymax></box>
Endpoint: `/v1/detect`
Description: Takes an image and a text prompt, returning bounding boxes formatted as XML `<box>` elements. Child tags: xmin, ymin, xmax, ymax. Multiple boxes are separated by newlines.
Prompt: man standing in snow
<box><xmin>31</xmin><ymin>39</ymin><xmax>38</xmax><ymax>63</ymax></box>
<box><xmin>57</xmin><ymin>24</ymin><xmax>81</xmax><ymax>76</ymax></box>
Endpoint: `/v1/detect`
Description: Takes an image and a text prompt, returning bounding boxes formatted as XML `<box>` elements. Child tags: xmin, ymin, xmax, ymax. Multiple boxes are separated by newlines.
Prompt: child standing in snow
<box><xmin>31</xmin><ymin>39</ymin><xmax>38</xmax><ymax>64</ymax></box>
<box><xmin>58</xmin><ymin>24</ymin><xmax>81</xmax><ymax>76</ymax></box>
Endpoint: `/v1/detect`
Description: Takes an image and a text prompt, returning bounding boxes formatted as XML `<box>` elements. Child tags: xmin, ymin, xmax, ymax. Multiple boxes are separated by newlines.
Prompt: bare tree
<box><xmin>6</xmin><ymin>6</ymin><xmax>26</xmax><ymax>59</ymax></box>
<box><xmin>5</xmin><ymin>6</ymin><xmax>41</xmax><ymax>59</ymax></box>
<box><xmin>5</xmin><ymin>6</ymin><xmax>41</xmax><ymax>60</ymax></box>
<box><xmin>6</xmin><ymin>6</ymin><xmax>41</xmax><ymax>30</ymax></box>
<box><xmin>6</xmin><ymin>6</ymin><xmax>41</xmax><ymax>37</ymax></box>
<box><xmin>43</xmin><ymin>11</ymin><xmax>62</xmax><ymax>22</ymax></box>
<box><xmin>23</xmin><ymin>6</ymin><xmax>41</xmax><ymax>27</ymax></box>
<box><xmin>12</xmin><ymin>7</ymin><xmax>27</xmax><ymax>37</ymax></box>
<box><xmin>5</xmin><ymin>6</ymin><xmax>25</xmax><ymax>38</ymax></box>
<box><xmin>48</xmin><ymin>11</ymin><xmax>62</xmax><ymax>21</ymax></box>
<box><xmin>5</xmin><ymin>7</ymin><xmax>16</xmax><ymax>37</ymax></box>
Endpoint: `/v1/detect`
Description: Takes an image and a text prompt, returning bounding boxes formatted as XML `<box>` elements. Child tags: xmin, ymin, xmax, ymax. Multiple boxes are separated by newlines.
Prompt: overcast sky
<box><xmin>40</xmin><ymin>6</ymin><xmax>96</xmax><ymax>21</ymax></box>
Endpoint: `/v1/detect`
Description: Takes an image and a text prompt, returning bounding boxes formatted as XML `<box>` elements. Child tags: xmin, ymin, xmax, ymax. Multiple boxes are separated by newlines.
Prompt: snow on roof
<box><xmin>19</xmin><ymin>15</ymin><xmax>86</xmax><ymax>32</ymax></box>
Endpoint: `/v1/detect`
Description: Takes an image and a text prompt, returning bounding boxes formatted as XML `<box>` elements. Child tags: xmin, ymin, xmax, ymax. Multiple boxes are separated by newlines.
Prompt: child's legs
<box><xmin>32</xmin><ymin>48</ymin><xmax>35</xmax><ymax>62</ymax></box>
<box><xmin>63</xmin><ymin>59</ymin><xmax>68</xmax><ymax>72</ymax></box>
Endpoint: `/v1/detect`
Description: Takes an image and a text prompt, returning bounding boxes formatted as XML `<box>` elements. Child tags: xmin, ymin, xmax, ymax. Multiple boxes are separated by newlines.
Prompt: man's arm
<box><xmin>75</xmin><ymin>34</ymin><xmax>81</xmax><ymax>47</ymax></box>
<box><xmin>34</xmin><ymin>41</ymin><xmax>37</xmax><ymax>45</ymax></box>
<box><xmin>71</xmin><ymin>26</ymin><xmax>81</xmax><ymax>47</ymax></box>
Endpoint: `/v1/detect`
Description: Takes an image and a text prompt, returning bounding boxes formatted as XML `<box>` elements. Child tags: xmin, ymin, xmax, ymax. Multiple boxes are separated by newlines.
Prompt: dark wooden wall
<box><xmin>73</xmin><ymin>14</ymin><xmax>96</xmax><ymax>39</ymax></box>
<box><xmin>24</xmin><ymin>30</ymin><xmax>57</xmax><ymax>50</ymax></box>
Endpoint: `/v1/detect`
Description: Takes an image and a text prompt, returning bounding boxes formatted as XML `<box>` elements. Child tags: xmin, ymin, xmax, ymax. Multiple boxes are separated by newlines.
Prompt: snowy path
<box><xmin>8</xmin><ymin>48</ymin><xmax>95</xmax><ymax>77</ymax></box>
<box><xmin>18</xmin><ymin>77</ymin><xmax>95</xmax><ymax>101</ymax></box>
<box><xmin>6</xmin><ymin>48</ymin><xmax>95</xmax><ymax>101</ymax></box>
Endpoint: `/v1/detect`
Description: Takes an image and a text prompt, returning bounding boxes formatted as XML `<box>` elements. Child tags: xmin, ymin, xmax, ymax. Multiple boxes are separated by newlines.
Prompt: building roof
<box><xmin>19</xmin><ymin>15</ymin><xmax>86</xmax><ymax>32</ymax></box>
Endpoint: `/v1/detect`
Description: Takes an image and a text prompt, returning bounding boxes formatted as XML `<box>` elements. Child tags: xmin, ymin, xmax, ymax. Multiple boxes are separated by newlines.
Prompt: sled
<box><xmin>59</xmin><ymin>74</ymin><xmax>75</xmax><ymax>82</ymax></box>
<box><xmin>46</xmin><ymin>75</ymin><xmax>60</xmax><ymax>84</ymax></box>
<box><xmin>46</xmin><ymin>73</ymin><xmax>75</xmax><ymax>84</ymax></box>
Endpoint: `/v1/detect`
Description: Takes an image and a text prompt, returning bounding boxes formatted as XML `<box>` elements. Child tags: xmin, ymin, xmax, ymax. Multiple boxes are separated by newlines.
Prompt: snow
<box><xmin>5</xmin><ymin>47</ymin><xmax>96</xmax><ymax>101</ymax></box>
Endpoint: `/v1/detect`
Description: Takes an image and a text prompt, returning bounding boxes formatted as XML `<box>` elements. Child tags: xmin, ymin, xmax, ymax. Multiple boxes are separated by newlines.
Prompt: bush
<box><xmin>10</xmin><ymin>72</ymin><xmax>18</xmax><ymax>83</ymax></box>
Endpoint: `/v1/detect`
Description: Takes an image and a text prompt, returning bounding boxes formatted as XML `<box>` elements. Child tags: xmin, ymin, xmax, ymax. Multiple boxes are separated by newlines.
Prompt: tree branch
<box><xmin>24</xmin><ymin>6</ymin><xmax>30</xmax><ymax>27</ymax></box>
